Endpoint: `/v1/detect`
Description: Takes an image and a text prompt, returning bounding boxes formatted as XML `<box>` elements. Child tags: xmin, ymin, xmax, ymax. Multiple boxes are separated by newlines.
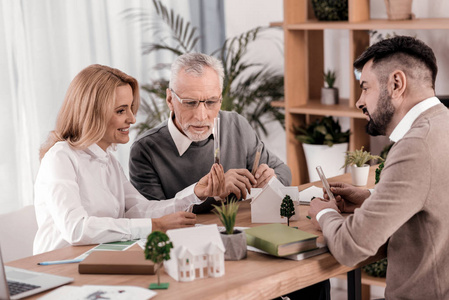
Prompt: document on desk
<box><xmin>299</xmin><ymin>185</ymin><xmax>324</xmax><ymax>204</ymax></box>
<box><xmin>37</xmin><ymin>285</ymin><xmax>156</xmax><ymax>300</ymax></box>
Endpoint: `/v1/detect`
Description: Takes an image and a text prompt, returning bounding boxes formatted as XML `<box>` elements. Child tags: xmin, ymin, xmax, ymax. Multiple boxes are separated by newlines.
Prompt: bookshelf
<box><xmin>282</xmin><ymin>0</ymin><xmax>449</xmax><ymax>185</ymax></box>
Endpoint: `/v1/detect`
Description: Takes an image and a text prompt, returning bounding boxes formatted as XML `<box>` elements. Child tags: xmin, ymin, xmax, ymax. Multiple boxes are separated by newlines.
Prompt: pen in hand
<box><xmin>316</xmin><ymin>166</ymin><xmax>336</xmax><ymax>202</ymax></box>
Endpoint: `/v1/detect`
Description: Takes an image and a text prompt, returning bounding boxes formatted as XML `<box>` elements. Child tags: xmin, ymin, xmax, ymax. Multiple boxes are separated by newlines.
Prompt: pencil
<box><xmin>251</xmin><ymin>144</ymin><xmax>263</xmax><ymax>176</ymax></box>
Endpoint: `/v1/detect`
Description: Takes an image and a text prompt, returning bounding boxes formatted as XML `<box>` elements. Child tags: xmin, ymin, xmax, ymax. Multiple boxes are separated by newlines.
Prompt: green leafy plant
<box><xmin>343</xmin><ymin>146</ymin><xmax>383</xmax><ymax>168</ymax></box>
<box><xmin>145</xmin><ymin>231</ymin><xmax>174</xmax><ymax>288</ymax></box>
<box><xmin>280</xmin><ymin>195</ymin><xmax>295</xmax><ymax>226</ymax></box>
<box><xmin>311</xmin><ymin>0</ymin><xmax>348</xmax><ymax>21</ymax></box>
<box><xmin>126</xmin><ymin>0</ymin><xmax>285</xmax><ymax>137</ymax></box>
<box><xmin>212</xmin><ymin>196</ymin><xmax>239</xmax><ymax>235</ymax></box>
<box><xmin>375</xmin><ymin>161</ymin><xmax>385</xmax><ymax>184</ymax></box>
<box><xmin>323</xmin><ymin>69</ymin><xmax>336</xmax><ymax>88</ymax></box>
<box><xmin>294</xmin><ymin>116</ymin><xmax>350</xmax><ymax>146</ymax></box>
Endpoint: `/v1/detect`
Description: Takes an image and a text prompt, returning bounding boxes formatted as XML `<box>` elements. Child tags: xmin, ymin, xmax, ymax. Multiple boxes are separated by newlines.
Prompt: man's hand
<box><xmin>253</xmin><ymin>164</ymin><xmax>276</xmax><ymax>188</ymax></box>
<box><xmin>323</xmin><ymin>182</ymin><xmax>370</xmax><ymax>213</ymax></box>
<box><xmin>152</xmin><ymin>211</ymin><xmax>196</xmax><ymax>232</ymax></box>
<box><xmin>308</xmin><ymin>198</ymin><xmax>340</xmax><ymax>230</ymax></box>
<box><xmin>194</xmin><ymin>164</ymin><xmax>225</xmax><ymax>200</ymax></box>
<box><xmin>218</xmin><ymin>168</ymin><xmax>256</xmax><ymax>200</ymax></box>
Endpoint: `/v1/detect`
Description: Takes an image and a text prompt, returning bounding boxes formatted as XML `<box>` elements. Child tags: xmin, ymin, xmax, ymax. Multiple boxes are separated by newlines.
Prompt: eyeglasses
<box><xmin>170</xmin><ymin>89</ymin><xmax>222</xmax><ymax>110</ymax></box>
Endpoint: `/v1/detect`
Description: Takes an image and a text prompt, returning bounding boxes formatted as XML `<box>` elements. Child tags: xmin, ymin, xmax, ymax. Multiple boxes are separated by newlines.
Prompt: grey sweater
<box><xmin>129</xmin><ymin>111</ymin><xmax>291</xmax><ymax>212</ymax></box>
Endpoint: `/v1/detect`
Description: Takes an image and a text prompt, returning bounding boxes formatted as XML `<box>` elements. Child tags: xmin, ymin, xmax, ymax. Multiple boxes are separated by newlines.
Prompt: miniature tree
<box><xmin>280</xmin><ymin>195</ymin><xmax>295</xmax><ymax>226</ymax></box>
<box><xmin>144</xmin><ymin>231</ymin><xmax>174</xmax><ymax>290</ymax></box>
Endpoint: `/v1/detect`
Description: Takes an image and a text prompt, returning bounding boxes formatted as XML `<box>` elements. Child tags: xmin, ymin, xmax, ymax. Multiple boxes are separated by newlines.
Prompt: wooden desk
<box><xmin>8</xmin><ymin>168</ymin><xmax>380</xmax><ymax>300</ymax></box>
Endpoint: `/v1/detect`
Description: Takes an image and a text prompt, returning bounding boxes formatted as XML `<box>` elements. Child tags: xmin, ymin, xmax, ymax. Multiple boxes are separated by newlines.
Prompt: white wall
<box><xmin>223</xmin><ymin>0</ymin><xmax>286</xmax><ymax>162</ymax></box>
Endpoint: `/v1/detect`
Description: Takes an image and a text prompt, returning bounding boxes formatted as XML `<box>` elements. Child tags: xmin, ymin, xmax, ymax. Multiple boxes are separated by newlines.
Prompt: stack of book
<box><xmin>245</xmin><ymin>223</ymin><xmax>328</xmax><ymax>260</ymax></box>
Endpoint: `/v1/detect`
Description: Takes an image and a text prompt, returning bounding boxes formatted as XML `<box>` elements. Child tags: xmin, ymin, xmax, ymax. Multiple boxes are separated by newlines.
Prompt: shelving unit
<box><xmin>282</xmin><ymin>0</ymin><xmax>449</xmax><ymax>185</ymax></box>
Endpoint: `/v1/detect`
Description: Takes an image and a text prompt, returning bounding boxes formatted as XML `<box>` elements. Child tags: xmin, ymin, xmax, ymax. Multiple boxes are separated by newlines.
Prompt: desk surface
<box><xmin>9</xmin><ymin>168</ymin><xmax>379</xmax><ymax>300</ymax></box>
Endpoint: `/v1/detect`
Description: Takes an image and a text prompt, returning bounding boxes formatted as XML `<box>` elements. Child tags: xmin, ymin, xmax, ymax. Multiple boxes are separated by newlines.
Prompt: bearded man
<box><xmin>309</xmin><ymin>36</ymin><xmax>449</xmax><ymax>299</ymax></box>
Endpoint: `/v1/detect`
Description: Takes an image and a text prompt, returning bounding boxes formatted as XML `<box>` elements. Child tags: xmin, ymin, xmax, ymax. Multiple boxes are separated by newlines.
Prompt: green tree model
<box><xmin>145</xmin><ymin>231</ymin><xmax>174</xmax><ymax>289</ymax></box>
<box><xmin>280</xmin><ymin>195</ymin><xmax>295</xmax><ymax>226</ymax></box>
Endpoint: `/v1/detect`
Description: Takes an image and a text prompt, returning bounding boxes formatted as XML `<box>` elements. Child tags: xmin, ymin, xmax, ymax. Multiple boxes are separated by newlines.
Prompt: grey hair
<box><xmin>169</xmin><ymin>53</ymin><xmax>224</xmax><ymax>91</ymax></box>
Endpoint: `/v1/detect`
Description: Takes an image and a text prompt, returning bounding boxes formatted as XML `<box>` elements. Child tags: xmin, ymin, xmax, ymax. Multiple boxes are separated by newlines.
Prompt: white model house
<box><xmin>164</xmin><ymin>224</ymin><xmax>225</xmax><ymax>282</ymax></box>
<box><xmin>250</xmin><ymin>177</ymin><xmax>300</xmax><ymax>223</ymax></box>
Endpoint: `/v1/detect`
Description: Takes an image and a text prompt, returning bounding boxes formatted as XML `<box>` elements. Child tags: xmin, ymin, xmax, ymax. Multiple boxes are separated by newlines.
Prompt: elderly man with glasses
<box><xmin>129</xmin><ymin>52</ymin><xmax>291</xmax><ymax>213</ymax></box>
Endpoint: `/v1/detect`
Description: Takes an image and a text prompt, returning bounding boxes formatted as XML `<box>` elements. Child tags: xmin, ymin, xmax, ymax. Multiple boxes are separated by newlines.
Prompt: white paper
<box><xmin>38</xmin><ymin>285</ymin><xmax>157</xmax><ymax>300</ymax></box>
<box><xmin>299</xmin><ymin>185</ymin><xmax>324</xmax><ymax>204</ymax></box>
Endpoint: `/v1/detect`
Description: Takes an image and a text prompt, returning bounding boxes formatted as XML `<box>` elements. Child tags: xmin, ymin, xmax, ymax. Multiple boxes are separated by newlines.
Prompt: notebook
<box><xmin>245</xmin><ymin>223</ymin><xmax>318</xmax><ymax>257</ymax></box>
<box><xmin>0</xmin><ymin>245</ymin><xmax>73</xmax><ymax>300</ymax></box>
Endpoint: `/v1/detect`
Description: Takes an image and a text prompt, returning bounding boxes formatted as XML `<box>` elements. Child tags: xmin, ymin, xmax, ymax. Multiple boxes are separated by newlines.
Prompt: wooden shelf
<box><xmin>282</xmin><ymin>0</ymin><xmax>449</xmax><ymax>185</ymax></box>
<box><xmin>281</xmin><ymin>18</ymin><xmax>449</xmax><ymax>30</ymax></box>
<box><xmin>289</xmin><ymin>100</ymin><xmax>365</xmax><ymax>119</ymax></box>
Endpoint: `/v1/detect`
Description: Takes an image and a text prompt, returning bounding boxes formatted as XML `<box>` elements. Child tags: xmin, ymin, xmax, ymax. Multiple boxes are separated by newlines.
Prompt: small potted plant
<box><xmin>280</xmin><ymin>195</ymin><xmax>295</xmax><ymax>226</ymax></box>
<box><xmin>144</xmin><ymin>231</ymin><xmax>174</xmax><ymax>290</ymax></box>
<box><xmin>212</xmin><ymin>197</ymin><xmax>247</xmax><ymax>261</ymax></box>
<box><xmin>342</xmin><ymin>146</ymin><xmax>383</xmax><ymax>186</ymax></box>
<box><xmin>295</xmin><ymin>116</ymin><xmax>350</xmax><ymax>182</ymax></box>
<box><xmin>311</xmin><ymin>0</ymin><xmax>348</xmax><ymax>21</ymax></box>
<box><xmin>321</xmin><ymin>69</ymin><xmax>339</xmax><ymax>105</ymax></box>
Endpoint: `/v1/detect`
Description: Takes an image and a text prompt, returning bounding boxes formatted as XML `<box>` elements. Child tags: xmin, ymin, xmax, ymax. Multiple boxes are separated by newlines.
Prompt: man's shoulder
<box><xmin>133</xmin><ymin>120</ymin><xmax>170</xmax><ymax>146</ymax></box>
<box><xmin>219</xmin><ymin>110</ymin><xmax>251</xmax><ymax>127</ymax></box>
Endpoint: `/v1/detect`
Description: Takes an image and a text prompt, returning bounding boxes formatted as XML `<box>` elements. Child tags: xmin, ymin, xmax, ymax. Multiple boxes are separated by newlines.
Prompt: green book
<box><xmin>245</xmin><ymin>223</ymin><xmax>318</xmax><ymax>257</ymax></box>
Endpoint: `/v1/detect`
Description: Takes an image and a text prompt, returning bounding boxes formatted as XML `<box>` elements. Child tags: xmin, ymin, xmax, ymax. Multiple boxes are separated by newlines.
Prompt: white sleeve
<box><xmin>35</xmin><ymin>149</ymin><xmax>151</xmax><ymax>245</ymax></box>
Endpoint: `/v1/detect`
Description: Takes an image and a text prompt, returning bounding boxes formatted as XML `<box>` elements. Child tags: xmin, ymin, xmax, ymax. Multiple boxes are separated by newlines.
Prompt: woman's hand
<box><xmin>152</xmin><ymin>211</ymin><xmax>196</xmax><ymax>232</ymax></box>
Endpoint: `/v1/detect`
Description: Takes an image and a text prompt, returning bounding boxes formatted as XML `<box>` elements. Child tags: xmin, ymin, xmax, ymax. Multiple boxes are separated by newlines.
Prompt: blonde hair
<box><xmin>40</xmin><ymin>64</ymin><xmax>140</xmax><ymax>160</ymax></box>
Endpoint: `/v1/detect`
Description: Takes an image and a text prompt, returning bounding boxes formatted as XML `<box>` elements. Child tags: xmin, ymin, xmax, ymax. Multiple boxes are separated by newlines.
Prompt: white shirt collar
<box><xmin>389</xmin><ymin>96</ymin><xmax>440</xmax><ymax>143</ymax></box>
<box><xmin>85</xmin><ymin>143</ymin><xmax>111</xmax><ymax>163</ymax></box>
<box><xmin>168</xmin><ymin>111</ymin><xmax>193</xmax><ymax>156</ymax></box>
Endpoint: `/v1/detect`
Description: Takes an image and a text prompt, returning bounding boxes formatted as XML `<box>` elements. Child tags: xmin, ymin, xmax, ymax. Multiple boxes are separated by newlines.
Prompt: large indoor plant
<box><xmin>127</xmin><ymin>0</ymin><xmax>285</xmax><ymax>137</ymax></box>
<box><xmin>212</xmin><ymin>198</ymin><xmax>247</xmax><ymax>261</ymax></box>
<box><xmin>295</xmin><ymin>116</ymin><xmax>350</xmax><ymax>182</ymax></box>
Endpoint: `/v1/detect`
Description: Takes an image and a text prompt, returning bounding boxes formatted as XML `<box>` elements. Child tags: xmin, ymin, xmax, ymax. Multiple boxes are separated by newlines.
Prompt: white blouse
<box><xmin>33</xmin><ymin>142</ymin><xmax>201</xmax><ymax>254</ymax></box>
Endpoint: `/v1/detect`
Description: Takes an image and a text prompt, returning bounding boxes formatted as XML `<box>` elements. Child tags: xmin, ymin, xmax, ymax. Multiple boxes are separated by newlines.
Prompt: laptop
<box><xmin>0</xmin><ymin>245</ymin><xmax>73</xmax><ymax>299</ymax></box>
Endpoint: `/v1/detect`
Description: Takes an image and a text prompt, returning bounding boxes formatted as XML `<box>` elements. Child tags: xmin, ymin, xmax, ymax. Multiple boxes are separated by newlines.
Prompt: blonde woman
<box><xmin>33</xmin><ymin>64</ymin><xmax>224</xmax><ymax>255</ymax></box>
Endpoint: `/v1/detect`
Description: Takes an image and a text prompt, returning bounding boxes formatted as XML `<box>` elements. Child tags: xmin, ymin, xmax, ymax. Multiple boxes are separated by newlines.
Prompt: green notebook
<box><xmin>245</xmin><ymin>223</ymin><xmax>318</xmax><ymax>257</ymax></box>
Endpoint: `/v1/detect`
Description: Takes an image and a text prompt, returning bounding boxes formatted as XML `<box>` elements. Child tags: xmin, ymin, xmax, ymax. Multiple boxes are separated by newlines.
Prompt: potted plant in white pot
<box><xmin>321</xmin><ymin>69</ymin><xmax>339</xmax><ymax>105</ymax></box>
<box><xmin>295</xmin><ymin>116</ymin><xmax>350</xmax><ymax>182</ymax></box>
<box><xmin>212</xmin><ymin>198</ymin><xmax>247</xmax><ymax>261</ymax></box>
<box><xmin>342</xmin><ymin>146</ymin><xmax>383</xmax><ymax>186</ymax></box>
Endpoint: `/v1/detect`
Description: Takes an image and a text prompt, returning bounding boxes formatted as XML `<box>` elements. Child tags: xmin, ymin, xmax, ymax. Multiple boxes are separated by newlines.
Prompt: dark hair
<box><xmin>353</xmin><ymin>36</ymin><xmax>437</xmax><ymax>88</ymax></box>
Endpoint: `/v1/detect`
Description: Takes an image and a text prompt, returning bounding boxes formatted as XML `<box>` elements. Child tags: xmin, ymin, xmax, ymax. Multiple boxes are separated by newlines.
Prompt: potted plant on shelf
<box><xmin>321</xmin><ymin>69</ymin><xmax>339</xmax><ymax>105</ymax></box>
<box><xmin>311</xmin><ymin>0</ymin><xmax>348</xmax><ymax>21</ymax></box>
<box><xmin>144</xmin><ymin>231</ymin><xmax>174</xmax><ymax>290</ymax></box>
<box><xmin>212</xmin><ymin>197</ymin><xmax>247</xmax><ymax>261</ymax></box>
<box><xmin>342</xmin><ymin>146</ymin><xmax>383</xmax><ymax>186</ymax></box>
<box><xmin>295</xmin><ymin>116</ymin><xmax>350</xmax><ymax>182</ymax></box>
<box><xmin>384</xmin><ymin>0</ymin><xmax>414</xmax><ymax>20</ymax></box>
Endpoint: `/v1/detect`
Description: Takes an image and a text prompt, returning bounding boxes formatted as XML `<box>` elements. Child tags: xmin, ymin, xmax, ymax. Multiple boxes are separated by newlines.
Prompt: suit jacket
<box><xmin>320</xmin><ymin>104</ymin><xmax>449</xmax><ymax>299</ymax></box>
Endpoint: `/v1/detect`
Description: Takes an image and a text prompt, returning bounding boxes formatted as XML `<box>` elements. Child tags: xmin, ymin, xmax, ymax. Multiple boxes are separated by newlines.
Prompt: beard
<box><xmin>182</xmin><ymin>123</ymin><xmax>212</xmax><ymax>142</ymax></box>
<box><xmin>365</xmin><ymin>88</ymin><xmax>395</xmax><ymax>136</ymax></box>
